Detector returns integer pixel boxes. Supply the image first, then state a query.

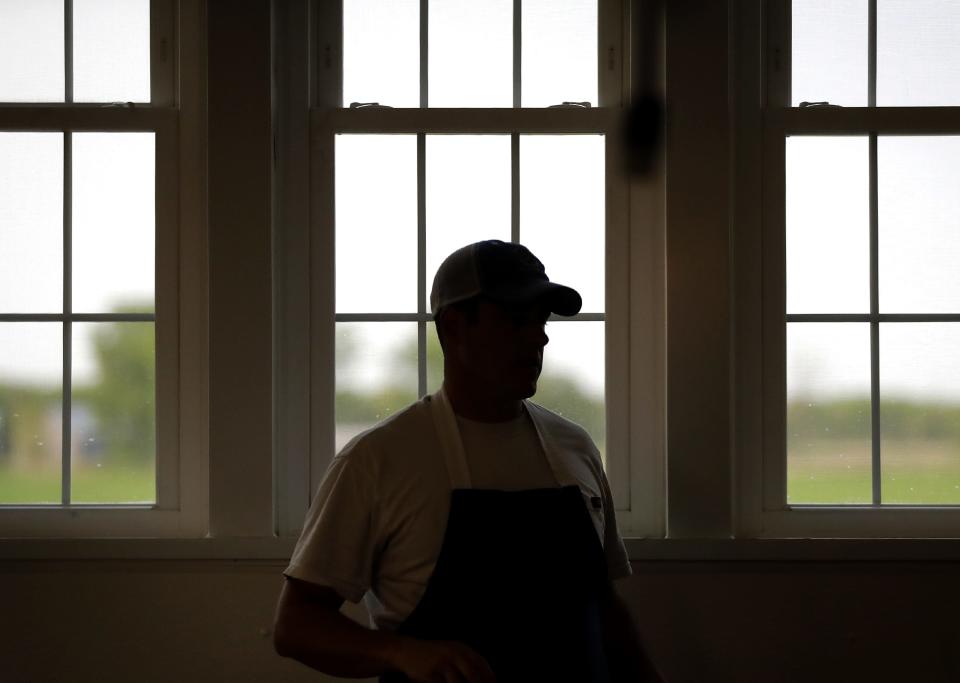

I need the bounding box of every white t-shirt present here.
[284,389,631,631]
[455,410,558,490]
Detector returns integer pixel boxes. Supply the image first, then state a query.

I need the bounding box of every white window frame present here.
[0,0,208,538]
[736,0,960,539]
[274,0,666,540]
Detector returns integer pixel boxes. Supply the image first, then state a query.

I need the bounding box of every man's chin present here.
[496,372,539,401]
[517,381,538,400]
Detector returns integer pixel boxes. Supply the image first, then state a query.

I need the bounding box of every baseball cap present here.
[430,240,582,318]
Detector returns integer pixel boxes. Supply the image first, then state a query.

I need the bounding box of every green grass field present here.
[2,440,957,507]
[788,438,960,505]
[0,464,156,504]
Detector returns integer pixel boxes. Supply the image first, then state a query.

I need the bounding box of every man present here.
[274,240,663,682]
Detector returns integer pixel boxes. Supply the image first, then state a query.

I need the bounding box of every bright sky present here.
[789,0,960,402]
[1,0,959,406]
[0,0,151,386]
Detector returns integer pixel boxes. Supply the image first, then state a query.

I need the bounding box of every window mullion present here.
[509,0,527,249]
[513,0,521,108]
[418,133,427,398]
[62,131,72,505]
[65,0,73,103]
[420,0,428,108]
[511,133,520,243]
[869,132,880,505]
[868,0,877,108]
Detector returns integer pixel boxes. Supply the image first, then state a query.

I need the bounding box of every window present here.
[744,0,960,537]
[274,0,665,538]
[0,0,206,537]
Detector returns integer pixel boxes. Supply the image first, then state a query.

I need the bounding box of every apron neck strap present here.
[431,387,578,490]
[431,387,473,490]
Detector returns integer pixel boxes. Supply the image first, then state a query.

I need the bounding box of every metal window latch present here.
[799,101,842,108]
[547,101,592,108]
[349,102,394,109]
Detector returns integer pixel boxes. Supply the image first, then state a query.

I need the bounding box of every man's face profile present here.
[446,297,551,402]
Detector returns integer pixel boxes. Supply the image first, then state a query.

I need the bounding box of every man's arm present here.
[273,576,495,682]
[599,579,667,683]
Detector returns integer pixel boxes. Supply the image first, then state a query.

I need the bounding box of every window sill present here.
[2,536,959,563]
[0,536,297,561]
[625,538,960,562]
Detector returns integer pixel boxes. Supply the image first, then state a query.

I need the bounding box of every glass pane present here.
[343,0,419,107]
[878,0,960,106]
[72,133,155,314]
[880,323,960,504]
[73,0,150,103]
[787,323,872,504]
[786,136,869,314]
[336,322,417,453]
[879,136,960,313]
[426,135,511,310]
[520,135,604,312]
[429,0,511,107]
[521,0,597,107]
[72,322,155,504]
[0,133,63,313]
[792,0,867,106]
[0,0,64,102]
[535,321,605,461]
[336,135,417,313]
[0,323,62,504]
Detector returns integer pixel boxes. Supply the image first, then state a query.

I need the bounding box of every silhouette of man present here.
[274,240,663,682]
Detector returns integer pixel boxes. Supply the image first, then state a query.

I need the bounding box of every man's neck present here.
[442,379,523,423]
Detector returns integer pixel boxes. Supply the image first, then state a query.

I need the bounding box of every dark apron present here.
[381,485,611,683]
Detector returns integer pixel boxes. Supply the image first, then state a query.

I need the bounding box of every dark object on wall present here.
[623,0,664,177]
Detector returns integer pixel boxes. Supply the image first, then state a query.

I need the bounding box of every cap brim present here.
[486,281,582,316]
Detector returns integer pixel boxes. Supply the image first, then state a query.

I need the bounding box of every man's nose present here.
[534,326,549,348]
[519,325,548,351]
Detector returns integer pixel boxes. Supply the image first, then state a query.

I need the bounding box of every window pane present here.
[71,322,155,504]
[879,136,960,313]
[787,136,869,314]
[0,323,62,504]
[792,0,867,106]
[336,135,417,313]
[787,323,872,504]
[535,321,605,461]
[521,0,597,107]
[426,135,511,310]
[0,133,63,313]
[429,0,511,107]
[335,322,417,453]
[73,0,150,103]
[880,323,960,504]
[72,133,155,314]
[520,135,605,312]
[0,0,64,102]
[343,0,419,108]
[878,0,960,106]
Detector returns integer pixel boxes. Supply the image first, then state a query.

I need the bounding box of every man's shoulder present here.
[336,395,439,465]
[525,399,596,445]
[525,399,605,479]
